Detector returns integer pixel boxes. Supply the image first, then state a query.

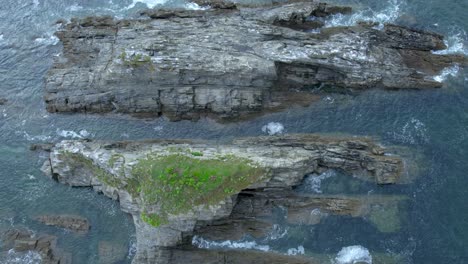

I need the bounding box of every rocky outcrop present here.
[44,0,465,121]
[35,215,90,233]
[1,229,71,264]
[42,134,408,263]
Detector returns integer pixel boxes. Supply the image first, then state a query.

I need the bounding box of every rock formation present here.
[44,0,465,121]
[42,134,408,263]
[1,229,71,264]
[35,215,90,233]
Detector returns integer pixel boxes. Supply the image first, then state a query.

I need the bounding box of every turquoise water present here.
[0,0,467,263]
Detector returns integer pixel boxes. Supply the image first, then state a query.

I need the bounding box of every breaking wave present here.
[262,122,284,135]
[192,236,270,251]
[33,35,59,46]
[126,0,169,9]
[433,28,467,55]
[433,64,461,82]
[126,0,206,10]
[334,245,372,264]
[325,0,403,29]
[287,245,305,256]
[0,250,42,264]
[57,129,92,139]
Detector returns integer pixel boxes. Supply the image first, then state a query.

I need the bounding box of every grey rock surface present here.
[1,229,72,264]
[44,1,465,121]
[42,134,407,263]
[35,214,90,233]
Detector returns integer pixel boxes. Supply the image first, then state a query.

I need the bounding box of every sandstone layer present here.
[42,134,407,263]
[44,0,465,121]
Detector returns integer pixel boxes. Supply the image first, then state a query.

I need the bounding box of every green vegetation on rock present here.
[130,154,266,226]
[61,150,267,227]
[140,212,167,227]
[118,51,154,70]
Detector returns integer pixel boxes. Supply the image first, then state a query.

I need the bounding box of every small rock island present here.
[44,0,464,121]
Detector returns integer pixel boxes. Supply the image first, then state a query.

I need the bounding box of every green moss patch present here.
[119,51,154,70]
[130,154,266,226]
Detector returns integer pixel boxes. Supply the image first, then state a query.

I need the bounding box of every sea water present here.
[0,0,467,263]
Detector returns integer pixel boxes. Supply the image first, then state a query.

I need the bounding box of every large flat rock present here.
[44,1,465,121]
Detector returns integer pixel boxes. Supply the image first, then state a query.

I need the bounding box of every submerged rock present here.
[98,240,128,264]
[41,134,407,263]
[1,229,71,264]
[35,214,90,233]
[44,0,465,121]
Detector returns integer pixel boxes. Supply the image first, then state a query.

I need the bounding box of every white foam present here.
[127,240,137,259]
[287,245,305,256]
[192,236,270,252]
[433,29,467,55]
[21,131,52,142]
[262,122,284,135]
[433,64,460,82]
[335,245,372,264]
[325,0,402,29]
[126,0,207,10]
[66,4,84,12]
[302,170,335,193]
[264,224,288,241]
[34,35,59,46]
[57,129,92,139]
[126,0,169,9]
[185,2,208,10]
[390,118,428,145]
[0,250,42,264]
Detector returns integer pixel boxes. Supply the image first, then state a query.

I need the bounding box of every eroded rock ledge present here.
[42,134,407,263]
[44,0,465,121]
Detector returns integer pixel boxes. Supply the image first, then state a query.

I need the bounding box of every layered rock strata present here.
[44,1,465,120]
[1,229,71,264]
[35,215,90,233]
[42,134,406,263]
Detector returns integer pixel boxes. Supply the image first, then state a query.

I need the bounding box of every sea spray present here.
[192,236,270,252]
[287,245,305,256]
[0,250,42,264]
[433,28,467,55]
[335,245,372,264]
[433,65,461,82]
[262,122,285,135]
[325,0,403,29]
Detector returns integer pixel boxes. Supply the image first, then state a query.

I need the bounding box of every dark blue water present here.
[0,0,467,263]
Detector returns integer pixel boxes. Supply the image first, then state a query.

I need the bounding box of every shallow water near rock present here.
[0,0,467,263]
